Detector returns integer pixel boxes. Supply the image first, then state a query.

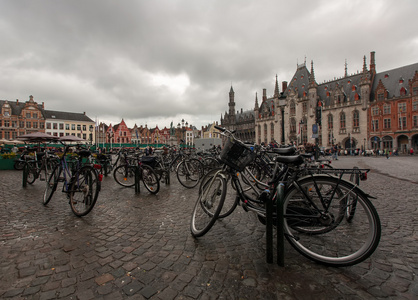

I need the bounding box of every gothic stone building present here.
[254,51,418,152]
[221,86,255,143]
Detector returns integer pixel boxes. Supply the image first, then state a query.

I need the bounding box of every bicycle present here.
[190,126,381,267]
[113,155,160,194]
[43,140,102,217]
[25,149,59,185]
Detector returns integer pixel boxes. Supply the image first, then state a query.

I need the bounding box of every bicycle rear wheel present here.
[190,172,227,237]
[177,159,204,188]
[43,165,60,205]
[69,166,100,217]
[141,165,160,194]
[113,165,136,187]
[283,175,381,267]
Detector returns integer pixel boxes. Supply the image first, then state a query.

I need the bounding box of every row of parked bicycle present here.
[16,129,381,267]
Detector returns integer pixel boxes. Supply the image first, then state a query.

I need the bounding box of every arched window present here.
[328,114,333,130]
[353,110,359,128]
[290,101,296,116]
[340,112,346,129]
[290,118,296,134]
[270,123,274,142]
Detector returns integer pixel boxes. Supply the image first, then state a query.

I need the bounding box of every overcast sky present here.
[1,0,417,130]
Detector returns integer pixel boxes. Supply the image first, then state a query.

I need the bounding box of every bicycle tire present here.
[283,175,381,267]
[199,169,238,218]
[141,165,160,194]
[69,166,100,217]
[113,165,136,187]
[190,173,227,237]
[43,164,61,205]
[26,163,37,184]
[14,160,26,170]
[346,167,360,222]
[177,159,204,189]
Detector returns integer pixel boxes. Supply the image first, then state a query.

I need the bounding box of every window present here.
[340,113,346,129]
[398,102,406,113]
[59,123,64,130]
[383,104,391,115]
[53,123,57,130]
[383,119,391,129]
[413,86,418,96]
[83,125,86,131]
[46,123,51,129]
[26,113,31,118]
[26,122,31,128]
[413,116,418,128]
[66,124,70,130]
[377,93,384,101]
[33,113,38,119]
[40,123,44,129]
[353,111,359,128]
[413,101,418,111]
[33,122,38,129]
[398,116,407,129]
[270,123,274,142]
[328,114,333,130]
[302,102,307,114]
[3,111,10,117]
[372,107,380,116]
[4,120,10,127]
[290,101,296,116]
[77,125,81,131]
[20,121,24,128]
[264,124,268,144]
[372,120,379,131]
[12,121,17,128]
[290,118,296,134]
[72,124,75,130]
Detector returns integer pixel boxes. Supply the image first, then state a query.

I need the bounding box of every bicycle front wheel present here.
[177,159,204,189]
[69,166,100,217]
[190,172,227,237]
[113,165,136,187]
[43,165,60,205]
[26,163,37,184]
[283,175,381,267]
[141,165,160,194]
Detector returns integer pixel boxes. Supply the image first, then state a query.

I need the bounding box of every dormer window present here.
[400,87,407,97]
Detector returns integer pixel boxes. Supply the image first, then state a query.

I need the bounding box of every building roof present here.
[43,110,94,122]
[371,62,418,100]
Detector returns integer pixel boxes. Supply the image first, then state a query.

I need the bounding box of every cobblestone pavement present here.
[0,156,417,300]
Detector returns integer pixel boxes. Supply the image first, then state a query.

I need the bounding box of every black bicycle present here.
[190,126,381,267]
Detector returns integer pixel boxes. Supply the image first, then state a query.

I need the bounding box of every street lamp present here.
[89,125,93,145]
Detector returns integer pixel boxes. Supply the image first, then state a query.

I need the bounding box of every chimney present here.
[263,88,267,102]
[282,81,288,92]
[42,102,44,109]
[370,51,376,73]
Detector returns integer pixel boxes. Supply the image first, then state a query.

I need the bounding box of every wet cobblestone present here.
[0,155,417,299]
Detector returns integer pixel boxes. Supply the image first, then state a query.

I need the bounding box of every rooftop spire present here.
[254,92,259,110]
[274,74,279,97]
[344,59,348,77]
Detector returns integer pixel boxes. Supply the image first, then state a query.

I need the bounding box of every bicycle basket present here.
[219,137,255,171]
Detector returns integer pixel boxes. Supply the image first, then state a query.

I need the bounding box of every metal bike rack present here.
[266,182,285,266]
[135,166,140,194]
